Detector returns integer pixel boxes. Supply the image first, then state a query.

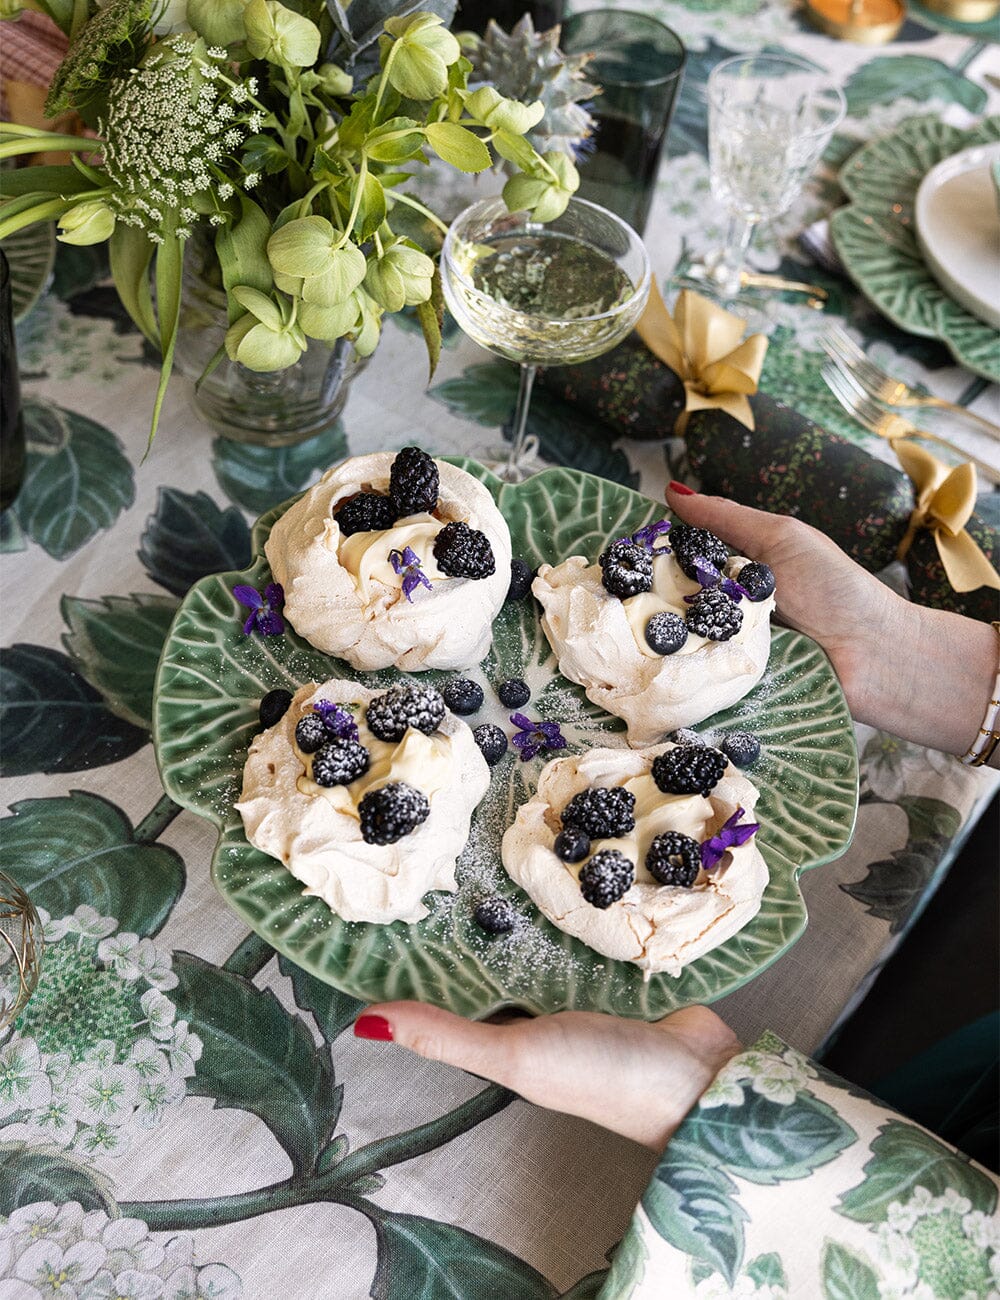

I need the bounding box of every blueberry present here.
[506,558,534,602]
[497,678,530,708]
[644,611,688,655]
[474,897,517,934]
[721,730,761,768]
[442,678,484,716]
[294,713,328,753]
[473,723,508,766]
[737,561,775,602]
[259,688,293,728]
[554,826,590,863]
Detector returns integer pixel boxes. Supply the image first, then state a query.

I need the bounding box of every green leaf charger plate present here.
[154,461,859,1020]
[830,114,1000,382]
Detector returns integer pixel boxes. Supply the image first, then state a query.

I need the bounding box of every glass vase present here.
[173,234,368,447]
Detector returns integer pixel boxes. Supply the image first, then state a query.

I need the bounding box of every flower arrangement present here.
[0,0,583,442]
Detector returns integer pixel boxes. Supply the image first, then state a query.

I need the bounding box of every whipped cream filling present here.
[237,678,490,924]
[501,745,769,978]
[533,548,775,743]
[265,453,513,672]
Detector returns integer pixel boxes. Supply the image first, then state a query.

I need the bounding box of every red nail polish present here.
[668,480,696,496]
[354,1014,393,1041]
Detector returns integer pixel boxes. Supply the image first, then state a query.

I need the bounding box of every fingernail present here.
[668,480,696,496]
[354,1014,393,1041]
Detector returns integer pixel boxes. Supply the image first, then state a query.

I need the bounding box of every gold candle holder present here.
[0,872,43,1031]
[805,0,907,42]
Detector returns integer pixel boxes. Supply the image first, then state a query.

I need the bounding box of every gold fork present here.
[822,326,1000,440]
[822,363,1000,486]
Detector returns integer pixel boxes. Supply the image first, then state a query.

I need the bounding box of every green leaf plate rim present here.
[153,459,859,1021]
[829,113,1000,381]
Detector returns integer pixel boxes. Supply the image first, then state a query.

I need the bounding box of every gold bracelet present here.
[960,621,1000,767]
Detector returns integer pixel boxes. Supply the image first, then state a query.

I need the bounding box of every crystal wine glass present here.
[700,53,846,299]
[440,195,651,482]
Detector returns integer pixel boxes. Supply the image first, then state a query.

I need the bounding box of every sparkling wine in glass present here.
[441,195,651,482]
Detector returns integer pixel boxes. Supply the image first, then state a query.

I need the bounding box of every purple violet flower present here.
[631,519,673,554]
[390,546,432,602]
[700,808,759,871]
[313,700,359,741]
[683,556,750,605]
[234,582,285,636]
[509,712,567,762]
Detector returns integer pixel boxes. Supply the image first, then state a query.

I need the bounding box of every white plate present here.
[914,140,1000,332]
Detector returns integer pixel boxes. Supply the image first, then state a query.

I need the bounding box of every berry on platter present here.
[506,558,534,602]
[561,786,636,839]
[497,678,530,709]
[474,897,517,934]
[366,682,445,742]
[442,678,484,716]
[721,730,761,768]
[669,524,728,581]
[686,588,743,641]
[646,831,701,887]
[598,538,653,599]
[473,723,508,766]
[294,713,329,753]
[652,745,727,798]
[554,826,591,863]
[433,521,496,579]
[644,610,688,655]
[311,738,370,787]
[389,446,439,516]
[334,492,398,537]
[259,688,293,728]
[579,849,635,909]
[358,782,430,845]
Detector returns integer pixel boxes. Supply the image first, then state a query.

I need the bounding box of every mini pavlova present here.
[265,448,512,671]
[501,741,768,978]
[532,519,776,744]
[237,677,490,924]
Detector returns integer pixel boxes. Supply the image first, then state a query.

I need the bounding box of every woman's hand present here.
[665,484,997,757]
[354,1002,741,1152]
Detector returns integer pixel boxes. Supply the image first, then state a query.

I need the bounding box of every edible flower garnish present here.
[509,712,567,762]
[313,700,359,742]
[390,546,432,602]
[700,808,759,871]
[630,519,673,554]
[683,556,750,604]
[233,582,285,636]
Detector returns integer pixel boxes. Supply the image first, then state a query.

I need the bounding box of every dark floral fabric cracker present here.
[906,517,1000,623]
[684,396,914,573]
[540,334,686,442]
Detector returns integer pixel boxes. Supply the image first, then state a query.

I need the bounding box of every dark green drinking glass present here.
[561,9,686,236]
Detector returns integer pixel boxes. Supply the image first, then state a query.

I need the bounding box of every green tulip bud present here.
[362,242,434,314]
[462,87,544,136]
[380,12,460,101]
[243,0,321,67]
[316,62,353,97]
[57,199,116,246]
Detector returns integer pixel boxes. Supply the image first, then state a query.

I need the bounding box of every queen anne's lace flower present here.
[873,1187,996,1298]
[1,1204,242,1298]
[6,906,200,1158]
[100,38,259,237]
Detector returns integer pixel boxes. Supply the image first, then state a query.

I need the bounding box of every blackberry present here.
[686,588,743,641]
[433,521,496,579]
[667,728,705,748]
[646,832,701,887]
[259,688,293,729]
[294,713,329,753]
[737,561,776,602]
[442,677,484,716]
[334,492,397,537]
[311,738,370,787]
[579,849,634,909]
[497,677,530,709]
[554,826,590,863]
[474,897,517,934]
[389,446,439,515]
[473,723,508,766]
[358,781,430,844]
[506,558,534,602]
[721,730,761,768]
[598,539,653,600]
[644,610,688,656]
[365,682,446,742]
[670,524,729,580]
[652,745,727,798]
[561,786,636,839]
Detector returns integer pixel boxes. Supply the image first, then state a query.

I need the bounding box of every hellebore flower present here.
[509,712,566,762]
[234,582,285,635]
[701,808,759,871]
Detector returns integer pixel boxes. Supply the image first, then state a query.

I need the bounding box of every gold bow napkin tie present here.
[895,442,1000,593]
[635,281,768,437]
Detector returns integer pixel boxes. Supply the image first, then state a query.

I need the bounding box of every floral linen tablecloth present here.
[2,1,999,1296]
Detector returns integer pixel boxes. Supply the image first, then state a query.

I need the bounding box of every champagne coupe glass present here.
[441,195,651,482]
[702,53,846,298]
